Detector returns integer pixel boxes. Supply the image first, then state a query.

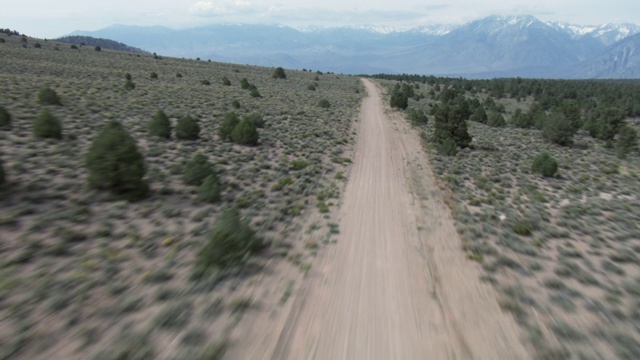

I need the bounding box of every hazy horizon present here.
[2,0,640,39]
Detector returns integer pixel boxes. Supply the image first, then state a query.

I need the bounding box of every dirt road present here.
[268,79,529,359]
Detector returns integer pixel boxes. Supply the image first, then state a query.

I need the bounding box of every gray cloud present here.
[189,0,257,17]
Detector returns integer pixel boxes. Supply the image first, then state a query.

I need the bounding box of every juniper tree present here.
[148,110,171,138]
[86,121,148,199]
[33,109,62,139]
[175,115,200,140]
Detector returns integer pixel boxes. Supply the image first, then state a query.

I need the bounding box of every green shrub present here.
[148,110,171,138]
[231,118,259,146]
[272,67,287,79]
[390,91,408,109]
[616,124,638,159]
[232,100,241,109]
[513,218,537,236]
[594,107,624,141]
[197,175,221,203]
[249,88,261,98]
[532,152,559,178]
[94,45,101,51]
[222,76,231,86]
[0,106,11,130]
[240,78,250,89]
[175,115,200,140]
[407,108,428,126]
[290,159,310,171]
[433,104,472,152]
[307,84,316,91]
[244,112,265,128]
[33,109,62,138]
[37,87,62,105]
[200,80,210,86]
[124,80,135,90]
[487,112,506,127]
[86,121,148,199]
[193,208,262,276]
[150,72,158,79]
[438,137,458,156]
[318,99,331,108]
[176,72,182,78]
[183,153,213,186]
[125,73,132,81]
[218,112,239,141]
[512,108,534,128]
[542,111,576,146]
[470,106,488,124]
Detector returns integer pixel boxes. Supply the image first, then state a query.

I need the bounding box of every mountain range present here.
[68,15,640,79]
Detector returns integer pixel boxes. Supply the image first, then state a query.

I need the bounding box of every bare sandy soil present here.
[232,79,531,359]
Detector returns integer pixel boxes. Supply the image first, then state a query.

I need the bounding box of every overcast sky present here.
[3,0,640,38]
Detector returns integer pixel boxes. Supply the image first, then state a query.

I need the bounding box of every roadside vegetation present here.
[0,32,363,359]
[377,73,640,359]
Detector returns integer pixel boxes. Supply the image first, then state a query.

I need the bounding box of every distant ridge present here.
[56,35,148,54]
[70,15,640,78]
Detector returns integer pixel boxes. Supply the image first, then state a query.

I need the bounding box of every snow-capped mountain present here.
[549,22,640,45]
[69,15,640,78]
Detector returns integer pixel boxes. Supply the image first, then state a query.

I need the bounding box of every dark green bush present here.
[232,100,241,109]
[307,84,316,91]
[249,87,261,98]
[176,72,182,78]
[616,124,638,159]
[438,137,458,156]
[244,112,265,128]
[390,91,408,109]
[532,152,559,178]
[193,208,262,277]
[148,110,171,138]
[433,104,472,153]
[231,118,259,146]
[512,108,534,128]
[272,67,286,79]
[33,109,62,138]
[94,45,101,51]
[218,112,239,141]
[200,80,210,86]
[222,76,231,86]
[318,99,331,108]
[150,72,158,79]
[37,87,62,105]
[240,78,250,89]
[86,121,148,199]
[487,112,506,127]
[197,175,221,203]
[470,106,488,124]
[183,153,214,186]
[407,108,428,126]
[125,73,132,81]
[175,115,200,140]
[542,111,576,146]
[0,106,11,130]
